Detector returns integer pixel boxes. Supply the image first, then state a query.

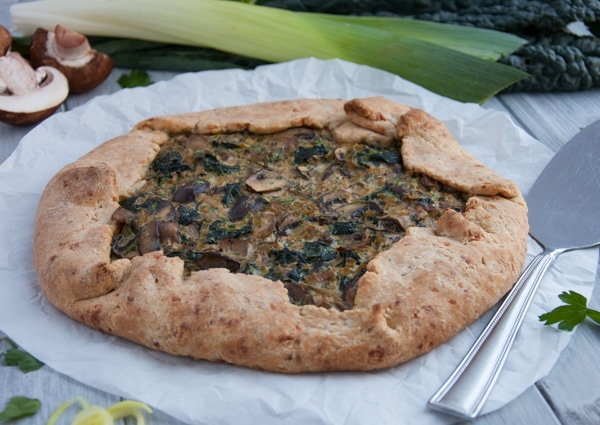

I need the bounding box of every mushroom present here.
[111,228,138,259]
[29,24,114,94]
[379,214,414,232]
[245,169,287,193]
[138,220,161,255]
[276,214,301,236]
[252,211,276,240]
[111,207,136,224]
[158,221,181,245]
[0,25,11,56]
[0,52,68,126]
[172,179,210,203]
[333,146,348,161]
[335,202,369,219]
[322,190,351,206]
[228,194,266,222]
[150,199,176,221]
[340,272,363,309]
[284,282,315,306]
[190,251,241,273]
[219,237,250,257]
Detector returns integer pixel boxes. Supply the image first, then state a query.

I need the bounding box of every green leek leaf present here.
[318,15,526,61]
[10,0,528,103]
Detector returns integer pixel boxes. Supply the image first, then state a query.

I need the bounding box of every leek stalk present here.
[10,0,528,103]
[318,15,526,61]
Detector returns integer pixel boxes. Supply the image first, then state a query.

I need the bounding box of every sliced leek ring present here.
[46,397,153,425]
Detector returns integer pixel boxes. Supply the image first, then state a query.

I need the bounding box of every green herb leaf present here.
[539,291,600,331]
[3,348,44,373]
[588,309,600,325]
[0,396,41,421]
[11,0,528,103]
[0,338,44,373]
[117,70,154,88]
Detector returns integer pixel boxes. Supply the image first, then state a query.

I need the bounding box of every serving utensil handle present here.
[428,250,558,419]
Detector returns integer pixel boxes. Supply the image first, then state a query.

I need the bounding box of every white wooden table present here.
[1,2,599,424]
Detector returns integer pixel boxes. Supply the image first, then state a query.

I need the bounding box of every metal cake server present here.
[428,119,600,419]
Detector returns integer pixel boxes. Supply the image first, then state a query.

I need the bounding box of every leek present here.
[46,397,152,425]
[318,15,525,61]
[10,0,528,103]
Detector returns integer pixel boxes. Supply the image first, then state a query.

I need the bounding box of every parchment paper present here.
[0,58,597,425]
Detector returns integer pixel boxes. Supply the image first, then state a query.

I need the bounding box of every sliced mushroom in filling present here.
[110,128,468,310]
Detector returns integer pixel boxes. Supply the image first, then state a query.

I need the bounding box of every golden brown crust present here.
[33,97,529,372]
[398,108,520,197]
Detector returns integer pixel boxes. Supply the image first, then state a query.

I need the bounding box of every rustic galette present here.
[33,97,528,372]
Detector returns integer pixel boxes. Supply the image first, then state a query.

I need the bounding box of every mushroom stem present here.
[48,25,94,66]
[0,52,38,96]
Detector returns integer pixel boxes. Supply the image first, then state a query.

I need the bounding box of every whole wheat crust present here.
[33,97,529,373]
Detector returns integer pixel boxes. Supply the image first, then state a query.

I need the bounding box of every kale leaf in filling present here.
[110,128,468,310]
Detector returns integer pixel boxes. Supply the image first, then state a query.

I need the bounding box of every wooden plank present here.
[536,271,600,425]
[459,386,561,425]
[1,331,121,424]
[0,0,49,162]
[497,89,600,152]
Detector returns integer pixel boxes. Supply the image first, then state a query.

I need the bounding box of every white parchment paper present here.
[0,58,597,424]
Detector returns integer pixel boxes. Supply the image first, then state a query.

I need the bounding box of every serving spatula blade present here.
[527,122,600,250]
[428,119,600,419]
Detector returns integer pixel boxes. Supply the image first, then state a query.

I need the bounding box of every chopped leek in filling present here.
[111,128,467,310]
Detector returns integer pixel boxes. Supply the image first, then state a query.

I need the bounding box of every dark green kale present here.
[259,0,600,93]
[256,0,423,15]
[151,151,188,175]
[354,147,401,167]
[260,0,600,33]
[200,153,240,175]
[331,221,359,235]
[303,241,337,263]
[293,145,329,164]
[501,33,600,92]
[414,0,600,34]
[222,183,242,206]
[269,248,306,265]
[206,220,252,244]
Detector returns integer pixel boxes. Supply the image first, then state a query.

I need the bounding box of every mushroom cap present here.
[0,25,11,56]
[245,169,287,193]
[0,66,68,126]
[29,26,114,94]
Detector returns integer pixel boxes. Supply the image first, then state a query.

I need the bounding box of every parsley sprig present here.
[0,338,44,373]
[0,397,41,421]
[0,339,44,421]
[539,291,600,331]
[117,69,154,88]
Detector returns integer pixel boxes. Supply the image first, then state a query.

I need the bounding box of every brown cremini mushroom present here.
[0,25,11,56]
[0,52,69,126]
[29,24,114,94]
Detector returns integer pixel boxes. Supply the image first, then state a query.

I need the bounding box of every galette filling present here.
[110,127,468,310]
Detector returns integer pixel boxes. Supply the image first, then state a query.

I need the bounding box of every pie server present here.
[428,119,600,419]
